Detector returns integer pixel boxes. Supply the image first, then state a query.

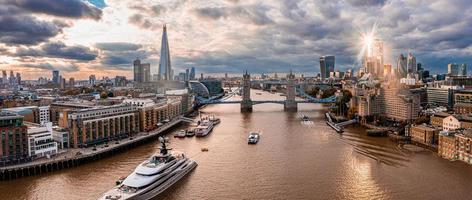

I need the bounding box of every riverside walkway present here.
[0,117,186,180]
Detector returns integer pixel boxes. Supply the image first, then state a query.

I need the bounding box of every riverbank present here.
[0,116,185,181]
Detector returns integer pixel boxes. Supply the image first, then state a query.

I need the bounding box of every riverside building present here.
[0,112,29,163]
[68,105,140,148]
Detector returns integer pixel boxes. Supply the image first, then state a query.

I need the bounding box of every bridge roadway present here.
[198,99,334,105]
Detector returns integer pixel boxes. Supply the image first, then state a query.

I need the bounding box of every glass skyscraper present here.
[158,25,172,81]
[319,55,335,81]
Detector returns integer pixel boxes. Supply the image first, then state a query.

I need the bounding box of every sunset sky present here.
[1,0,471,80]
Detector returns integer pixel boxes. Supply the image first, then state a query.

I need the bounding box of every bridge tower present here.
[241,70,253,112]
[284,70,298,111]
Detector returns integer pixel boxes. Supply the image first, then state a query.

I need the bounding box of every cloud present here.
[193,5,274,25]
[7,0,102,20]
[21,62,80,72]
[0,12,68,45]
[95,42,142,51]
[16,42,98,61]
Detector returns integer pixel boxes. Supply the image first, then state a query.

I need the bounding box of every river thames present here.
[1,90,472,200]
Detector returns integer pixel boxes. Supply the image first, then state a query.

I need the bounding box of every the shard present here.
[158,24,172,80]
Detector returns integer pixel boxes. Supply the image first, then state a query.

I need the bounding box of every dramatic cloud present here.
[0,8,68,45]
[95,42,142,51]
[6,0,102,20]
[2,0,472,79]
[16,42,98,61]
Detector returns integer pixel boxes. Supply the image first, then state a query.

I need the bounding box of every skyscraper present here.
[363,39,384,77]
[185,69,190,81]
[460,64,467,76]
[319,55,335,81]
[397,54,407,78]
[133,58,151,83]
[16,73,21,85]
[2,71,7,84]
[133,58,142,82]
[52,70,59,84]
[448,63,459,76]
[158,24,172,81]
[407,53,416,74]
[189,67,196,80]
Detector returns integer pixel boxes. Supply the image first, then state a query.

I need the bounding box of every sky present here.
[1,0,472,80]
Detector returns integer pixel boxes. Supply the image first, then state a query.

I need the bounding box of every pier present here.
[325,113,357,133]
[0,117,186,181]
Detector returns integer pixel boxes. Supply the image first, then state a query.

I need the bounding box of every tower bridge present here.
[195,71,338,112]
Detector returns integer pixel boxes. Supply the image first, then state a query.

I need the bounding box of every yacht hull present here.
[128,160,197,200]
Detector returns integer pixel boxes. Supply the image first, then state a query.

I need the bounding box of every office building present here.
[200,79,223,97]
[410,124,439,146]
[426,87,454,107]
[68,104,140,148]
[158,25,172,81]
[319,55,335,81]
[69,78,75,88]
[0,112,29,163]
[397,54,407,78]
[38,106,50,125]
[133,58,151,83]
[115,76,127,87]
[460,64,467,76]
[52,70,60,84]
[189,67,196,80]
[26,122,57,159]
[407,53,416,74]
[89,75,96,86]
[448,63,460,76]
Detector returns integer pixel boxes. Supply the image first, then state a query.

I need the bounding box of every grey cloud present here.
[346,0,387,7]
[6,0,102,20]
[22,63,80,72]
[17,42,98,61]
[95,42,142,51]
[0,13,67,45]
[193,5,274,25]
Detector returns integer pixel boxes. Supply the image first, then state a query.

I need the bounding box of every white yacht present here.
[209,115,221,125]
[248,132,260,144]
[99,137,197,200]
[195,120,214,137]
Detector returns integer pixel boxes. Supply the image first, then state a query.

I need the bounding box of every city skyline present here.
[1,0,472,80]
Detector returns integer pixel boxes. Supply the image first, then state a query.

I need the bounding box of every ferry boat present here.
[185,129,195,137]
[248,132,260,144]
[174,130,186,138]
[99,137,197,200]
[195,120,214,137]
[209,115,221,125]
[301,115,310,121]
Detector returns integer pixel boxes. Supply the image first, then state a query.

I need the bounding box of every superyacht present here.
[99,137,197,200]
[195,119,215,137]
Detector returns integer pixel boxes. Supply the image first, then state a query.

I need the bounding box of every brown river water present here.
[1,90,472,200]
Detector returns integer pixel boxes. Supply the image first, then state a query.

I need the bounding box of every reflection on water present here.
[1,90,472,200]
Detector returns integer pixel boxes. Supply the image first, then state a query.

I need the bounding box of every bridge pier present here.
[284,71,297,112]
[241,100,253,112]
[241,70,253,112]
[284,101,298,112]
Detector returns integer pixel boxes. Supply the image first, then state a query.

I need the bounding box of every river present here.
[1,90,472,200]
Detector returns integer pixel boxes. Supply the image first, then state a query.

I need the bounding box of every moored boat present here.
[99,137,197,200]
[248,132,260,144]
[195,120,214,137]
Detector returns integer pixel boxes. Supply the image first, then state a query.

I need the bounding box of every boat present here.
[248,132,260,144]
[301,115,310,121]
[366,129,388,137]
[201,147,209,152]
[174,130,186,138]
[195,120,215,137]
[209,115,221,125]
[185,129,195,137]
[99,137,197,200]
